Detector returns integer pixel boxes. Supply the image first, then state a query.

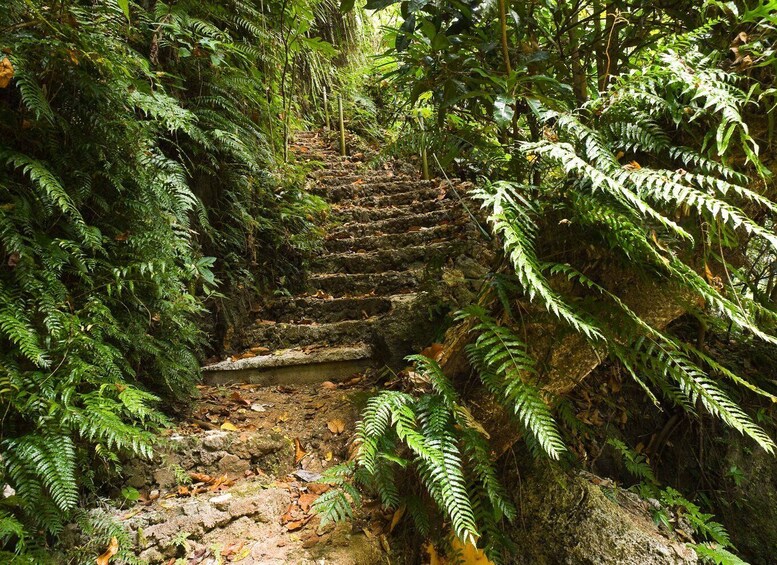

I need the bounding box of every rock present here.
[227,487,290,522]
[144,514,205,544]
[201,430,231,451]
[217,453,250,475]
[294,470,322,482]
[210,493,233,510]
[151,466,176,489]
[506,460,698,564]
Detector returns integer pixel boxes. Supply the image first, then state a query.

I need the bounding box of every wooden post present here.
[323,87,330,130]
[338,95,346,157]
[420,119,430,180]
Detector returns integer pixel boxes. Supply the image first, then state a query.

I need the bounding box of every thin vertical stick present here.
[420,119,430,180]
[338,95,346,157]
[323,87,330,130]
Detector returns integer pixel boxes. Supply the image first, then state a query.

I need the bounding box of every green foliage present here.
[0,0,345,555]
[314,355,516,561]
[347,0,777,557]
[458,305,567,459]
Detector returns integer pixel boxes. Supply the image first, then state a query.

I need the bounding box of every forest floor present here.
[96,374,392,564]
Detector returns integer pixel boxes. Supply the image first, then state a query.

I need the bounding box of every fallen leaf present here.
[221,421,238,432]
[420,343,445,361]
[389,505,406,533]
[321,381,338,390]
[177,485,190,496]
[451,536,494,564]
[294,438,307,464]
[189,472,214,484]
[221,540,245,558]
[325,451,333,461]
[229,391,250,406]
[307,483,329,495]
[96,536,119,565]
[277,412,289,423]
[327,419,346,435]
[298,493,318,512]
[0,57,14,89]
[286,520,305,531]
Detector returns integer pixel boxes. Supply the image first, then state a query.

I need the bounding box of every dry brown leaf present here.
[298,492,318,512]
[221,540,245,558]
[286,519,305,531]
[189,472,214,484]
[229,391,250,406]
[96,536,119,565]
[294,438,307,464]
[177,485,190,496]
[221,421,238,432]
[0,58,14,89]
[307,483,329,495]
[327,419,346,435]
[420,343,445,362]
[389,505,406,533]
[321,381,338,390]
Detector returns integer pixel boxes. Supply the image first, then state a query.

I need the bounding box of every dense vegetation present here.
[2,0,777,562]
[315,1,777,562]
[0,0,363,558]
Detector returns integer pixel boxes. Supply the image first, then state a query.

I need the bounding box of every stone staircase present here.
[202,131,485,386]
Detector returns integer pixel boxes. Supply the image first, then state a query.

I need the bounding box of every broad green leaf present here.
[493,95,515,127]
[117,0,130,21]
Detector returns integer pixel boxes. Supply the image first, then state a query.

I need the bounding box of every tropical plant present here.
[0,0,359,556]
[326,0,777,560]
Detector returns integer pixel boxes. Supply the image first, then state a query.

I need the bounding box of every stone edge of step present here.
[202,343,373,372]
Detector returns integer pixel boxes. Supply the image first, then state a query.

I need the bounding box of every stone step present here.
[243,318,380,351]
[324,224,461,253]
[309,171,415,187]
[264,295,395,323]
[344,187,447,209]
[330,207,460,236]
[311,241,463,274]
[307,269,423,297]
[310,179,440,202]
[330,201,455,224]
[201,343,374,386]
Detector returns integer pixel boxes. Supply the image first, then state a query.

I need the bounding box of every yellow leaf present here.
[327,419,346,434]
[389,505,405,533]
[325,451,333,461]
[451,537,494,565]
[294,438,307,464]
[0,57,14,89]
[426,543,441,565]
[96,536,119,565]
[220,421,238,431]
